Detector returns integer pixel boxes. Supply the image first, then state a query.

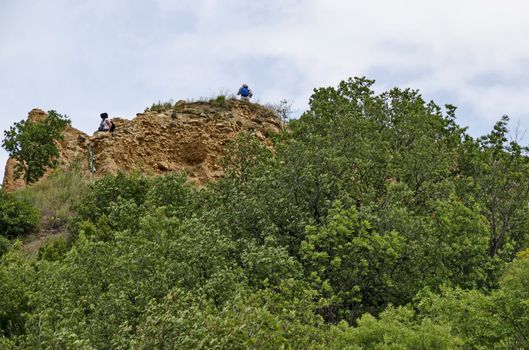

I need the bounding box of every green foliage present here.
[37,235,68,262]
[144,100,174,112]
[210,94,228,107]
[71,172,198,238]
[200,282,320,348]
[131,283,328,350]
[426,198,497,289]
[343,306,461,349]
[2,110,70,184]
[459,115,529,262]
[72,172,151,233]
[416,287,503,349]
[143,172,195,219]
[3,77,529,347]
[416,257,529,349]
[0,236,10,257]
[0,245,35,338]
[21,215,239,348]
[494,257,529,347]
[16,167,90,231]
[301,203,405,323]
[200,133,282,247]
[241,238,303,288]
[0,192,39,239]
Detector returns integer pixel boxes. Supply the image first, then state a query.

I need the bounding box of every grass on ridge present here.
[15,167,91,233]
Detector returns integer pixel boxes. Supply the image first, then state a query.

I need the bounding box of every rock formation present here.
[2,100,282,191]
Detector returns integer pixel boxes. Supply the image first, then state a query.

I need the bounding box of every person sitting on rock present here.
[98,113,115,132]
[237,84,253,101]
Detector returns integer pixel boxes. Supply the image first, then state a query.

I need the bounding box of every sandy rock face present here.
[2,158,26,192]
[2,101,282,191]
[27,108,47,123]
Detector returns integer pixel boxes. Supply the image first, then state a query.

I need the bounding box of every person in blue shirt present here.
[237,84,253,101]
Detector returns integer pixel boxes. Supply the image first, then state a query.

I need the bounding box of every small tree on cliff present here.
[2,110,70,184]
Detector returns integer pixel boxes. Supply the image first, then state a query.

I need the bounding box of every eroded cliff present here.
[2,100,282,191]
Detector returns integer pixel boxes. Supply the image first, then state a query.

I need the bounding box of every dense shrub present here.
[143,172,196,219]
[72,172,150,233]
[37,236,68,262]
[0,236,10,257]
[0,192,39,239]
[0,246,34,338]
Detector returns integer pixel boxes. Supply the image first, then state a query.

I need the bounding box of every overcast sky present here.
[2,0,529,182]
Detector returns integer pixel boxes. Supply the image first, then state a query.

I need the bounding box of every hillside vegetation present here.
[2,77,529,349]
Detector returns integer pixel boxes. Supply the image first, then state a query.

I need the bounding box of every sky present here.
[2,0,529,182]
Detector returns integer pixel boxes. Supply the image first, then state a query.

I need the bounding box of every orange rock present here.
[2,100,281,191]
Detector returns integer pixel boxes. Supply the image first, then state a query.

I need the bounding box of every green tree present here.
[0,245,35,338]
[72,172,151,234]
[494,254,529,347]
[2,110,70,184]
[301,203,405,323]
[461,116,529,261]
[416,255,529,349]
[131,282,328,350]
[332,306,461,349]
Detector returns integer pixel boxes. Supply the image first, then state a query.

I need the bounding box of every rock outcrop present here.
[2,100,282,191]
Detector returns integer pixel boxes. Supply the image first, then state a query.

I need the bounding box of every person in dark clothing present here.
[98,113,114,132]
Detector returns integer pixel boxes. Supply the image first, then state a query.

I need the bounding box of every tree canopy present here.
[2,110,70,184]
[2,78,529,349]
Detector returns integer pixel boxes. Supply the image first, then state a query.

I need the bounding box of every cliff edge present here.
[2,100,282,191]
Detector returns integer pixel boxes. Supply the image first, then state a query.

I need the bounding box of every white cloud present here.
[2,0,529,181]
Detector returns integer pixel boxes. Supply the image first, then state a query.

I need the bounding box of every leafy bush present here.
[73,172,150,232]
[0,236,11,257]
[0,246,35,338]
[337,306,461,349]
[21,215,240,348]
[143,172,196,219]
[210,94,228,108]
[415,257,529,349]
[301,204,406,323]
[0,192,39,239]
[37,235,68,262]
[241,238,303,288]
[131,284,328,350]
[144,100,174,112]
